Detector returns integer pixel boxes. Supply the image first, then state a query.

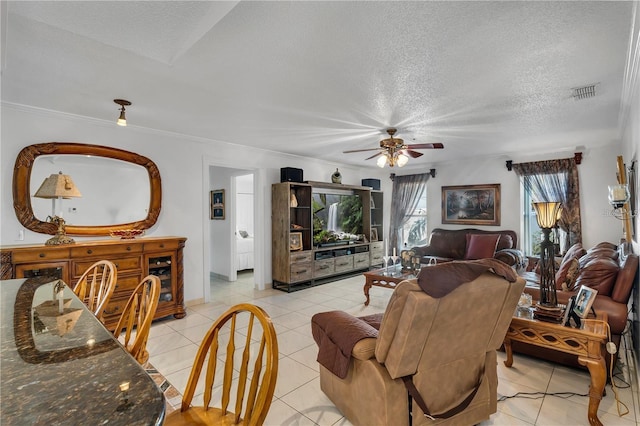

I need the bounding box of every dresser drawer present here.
[334,256,354,273]
[73,256,141,277]
[113,275,143,294]
[12,247,71,263]
[371,251,384,265]
[313,258,335,278]
[290,251,312,264]
[290,262,312,282]
[354,252,370,269]
[370,241,384,251]
[71,244,142,258]
[101,297,129,325]
[144,240,181,252]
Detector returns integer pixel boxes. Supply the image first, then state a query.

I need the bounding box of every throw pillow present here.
[555,243,586,284]
[559,258,580,291]
[238,230,249,238]
[464,234,500,260]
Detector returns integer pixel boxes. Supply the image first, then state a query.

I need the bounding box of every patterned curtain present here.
[389,173,430,252]
[512,158,582,247]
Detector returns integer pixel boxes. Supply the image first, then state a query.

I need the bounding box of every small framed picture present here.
[210,189,225,220]
[573,285,598,318]
[370,228,378,242]
[289,232,303,251]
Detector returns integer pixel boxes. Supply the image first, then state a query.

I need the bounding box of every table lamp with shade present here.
[532,201,562,310]
[33,171,81,245]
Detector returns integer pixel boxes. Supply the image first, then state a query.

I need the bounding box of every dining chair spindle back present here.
[165,303,279,426]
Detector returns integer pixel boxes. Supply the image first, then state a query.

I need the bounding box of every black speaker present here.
[280,167,303,183]
[361,178,380,190]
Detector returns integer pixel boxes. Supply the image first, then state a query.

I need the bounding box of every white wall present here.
[0,103,390,303]
[236,174,254,236]
[209,166,234,280]
[619,1,639,382]
[1,103,625,303]
[425,146,622,250]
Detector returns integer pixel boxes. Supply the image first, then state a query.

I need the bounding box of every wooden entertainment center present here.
[272,181,383,292]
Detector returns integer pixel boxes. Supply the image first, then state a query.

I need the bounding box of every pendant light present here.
[114,99,131,126]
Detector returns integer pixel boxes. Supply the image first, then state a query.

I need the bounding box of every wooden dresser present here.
[0,236,187,330]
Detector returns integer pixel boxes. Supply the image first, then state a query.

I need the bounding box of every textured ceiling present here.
[1,1,634,169]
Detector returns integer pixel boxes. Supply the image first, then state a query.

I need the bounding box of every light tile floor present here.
[148,271,640,425]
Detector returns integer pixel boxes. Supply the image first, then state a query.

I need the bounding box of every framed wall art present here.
[442,184,500,226]
[210,189,225,220]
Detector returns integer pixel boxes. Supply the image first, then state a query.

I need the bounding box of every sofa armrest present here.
[494,248,526,271]
[352,338,377,360]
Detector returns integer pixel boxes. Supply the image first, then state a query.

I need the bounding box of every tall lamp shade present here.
[532,201,562,309]
[533,202,561,229]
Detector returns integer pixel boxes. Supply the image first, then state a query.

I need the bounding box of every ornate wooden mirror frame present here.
[13,142,162,236]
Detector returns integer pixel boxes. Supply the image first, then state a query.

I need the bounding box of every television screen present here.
[312,192,363,244]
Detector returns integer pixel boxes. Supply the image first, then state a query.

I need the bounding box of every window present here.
[522,188,542,256]
[401,188,427,248]
[521,175,567,256]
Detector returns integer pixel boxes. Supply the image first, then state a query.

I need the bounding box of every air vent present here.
[571,84,597,100]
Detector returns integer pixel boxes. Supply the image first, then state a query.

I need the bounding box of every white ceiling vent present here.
[571,84,598,100]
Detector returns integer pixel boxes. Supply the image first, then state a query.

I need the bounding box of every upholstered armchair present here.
[312,260,525,425]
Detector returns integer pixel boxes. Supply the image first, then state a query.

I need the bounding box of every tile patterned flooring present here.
[148,271,640,425]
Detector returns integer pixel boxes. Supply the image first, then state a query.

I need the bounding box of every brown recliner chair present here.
[312,260,525,425]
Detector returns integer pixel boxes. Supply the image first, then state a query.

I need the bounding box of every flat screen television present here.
[312,191,363,245]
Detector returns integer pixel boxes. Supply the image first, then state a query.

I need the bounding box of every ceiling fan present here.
[343,128,444,168]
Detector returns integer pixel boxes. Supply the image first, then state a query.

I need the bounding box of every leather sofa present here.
[312,259,525,425]
[519,242,638,367]
[407,228,525,269]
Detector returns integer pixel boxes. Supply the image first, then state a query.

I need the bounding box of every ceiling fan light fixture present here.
[114,99,131,126]
[342,127,444,168]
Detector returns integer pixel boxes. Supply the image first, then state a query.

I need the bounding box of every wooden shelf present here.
[272,182,384,292]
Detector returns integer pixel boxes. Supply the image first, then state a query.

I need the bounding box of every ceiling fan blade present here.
[365,152,384,160]
[343,148,383,153]
[402,149,424,158]
[405,143,444,149]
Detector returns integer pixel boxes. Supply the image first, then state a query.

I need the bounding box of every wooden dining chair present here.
[165,303,279,426]
[73,260,117,322]
[112,275,160,364]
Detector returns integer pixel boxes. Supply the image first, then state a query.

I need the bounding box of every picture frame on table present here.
[289,232,303,251]
[210,189,225,220]
[370,228,378,242]
[573,285,598,319]
[441,183,500,226]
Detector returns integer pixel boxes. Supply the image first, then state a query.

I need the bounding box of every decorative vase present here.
[331,168,342,184]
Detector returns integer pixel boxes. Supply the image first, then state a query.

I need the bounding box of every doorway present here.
[205,163,264,303]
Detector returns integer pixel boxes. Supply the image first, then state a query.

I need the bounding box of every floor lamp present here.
[533,202,562,309]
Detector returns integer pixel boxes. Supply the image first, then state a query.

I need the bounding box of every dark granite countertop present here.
[1,277,165,425]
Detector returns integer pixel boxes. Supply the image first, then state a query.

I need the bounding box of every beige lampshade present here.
[34,172,82,199]
[533,202,562,229]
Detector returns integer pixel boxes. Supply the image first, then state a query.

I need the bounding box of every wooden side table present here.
[504,309,608,426]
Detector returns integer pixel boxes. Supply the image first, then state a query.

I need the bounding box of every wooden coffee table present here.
[363,267,416,306]
[504,308,608,426]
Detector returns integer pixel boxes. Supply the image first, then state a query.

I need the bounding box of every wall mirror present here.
[13,142,161,236]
